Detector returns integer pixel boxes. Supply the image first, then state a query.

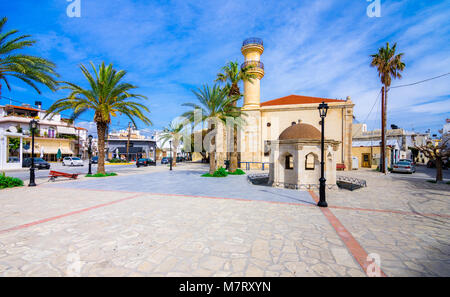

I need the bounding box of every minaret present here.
[241,38,264,110]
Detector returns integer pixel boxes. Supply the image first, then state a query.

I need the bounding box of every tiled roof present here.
[5,104,40,112]
[260,95,345,107]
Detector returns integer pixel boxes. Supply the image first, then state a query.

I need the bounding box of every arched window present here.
[305,153,315,170]
[285,154,294,170]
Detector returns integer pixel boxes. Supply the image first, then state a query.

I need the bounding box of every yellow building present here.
[352,142,396,169]
[236,38,354,170]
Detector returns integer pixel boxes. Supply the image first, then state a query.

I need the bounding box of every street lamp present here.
[28,119,38,187]
[169,140,172,171]
[88,135,93,175]
[318,101,329,207]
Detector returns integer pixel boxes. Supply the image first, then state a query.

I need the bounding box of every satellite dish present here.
[8,126,17,133]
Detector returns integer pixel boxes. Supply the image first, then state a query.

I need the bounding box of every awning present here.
[57,126,77,135]
[24,146,74,154]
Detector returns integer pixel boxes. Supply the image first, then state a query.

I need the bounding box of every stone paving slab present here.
[0,187,132,230]
[1,164,449,277]
[0,188,363,277]
[46,169,316,205]
[330,168,450,216]
[331,208,450,277]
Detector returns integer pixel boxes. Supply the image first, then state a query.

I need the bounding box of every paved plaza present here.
[0,163,449,277]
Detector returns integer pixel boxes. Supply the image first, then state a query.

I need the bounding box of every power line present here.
[353,89,382,136]
[389,72,450,89]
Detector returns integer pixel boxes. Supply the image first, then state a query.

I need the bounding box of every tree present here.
[215,61,254,172]
[415,138,449,182]
[159,121,185,167]
[189,129,208,162]
[370,42,405,173]
[45,62,151,174]
[0,17,58,96]
[8,137,20,153]
[182,84,236,174]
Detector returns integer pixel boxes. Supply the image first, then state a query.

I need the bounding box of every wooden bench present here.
[336,163,346,171]
[49,170,79,181]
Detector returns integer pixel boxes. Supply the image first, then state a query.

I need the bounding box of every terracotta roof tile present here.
[260,95,345,107]
[5,105,40,112]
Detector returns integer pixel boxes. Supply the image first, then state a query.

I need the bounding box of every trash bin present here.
[352,156,359,170]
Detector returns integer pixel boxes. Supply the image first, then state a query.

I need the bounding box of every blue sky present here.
[2,0,449,136]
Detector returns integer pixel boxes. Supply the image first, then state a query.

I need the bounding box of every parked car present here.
[62,157,84,166]
[176,156,185,162]
[91,156,98,164]
[399,159,415,165]
[161,157,170,164]
[392,161,416,174]
[136,158,150,167]
[427,159,449,169]
[22,158,50,169]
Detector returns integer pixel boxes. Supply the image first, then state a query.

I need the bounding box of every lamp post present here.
[88,135,93,175]
[318,102,329,207]
[28,119,38,187]
[169,140,172,171]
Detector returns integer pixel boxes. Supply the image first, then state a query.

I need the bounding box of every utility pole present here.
[126,122,132,162]
[381,86,386,174]
[77,129,80,157]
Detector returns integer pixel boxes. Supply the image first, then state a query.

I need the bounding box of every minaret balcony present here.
[241,61,265,78]
[242,38,263,47]
[241,38,264,55]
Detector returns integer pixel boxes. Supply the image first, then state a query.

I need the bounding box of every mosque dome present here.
[278,123,321,140]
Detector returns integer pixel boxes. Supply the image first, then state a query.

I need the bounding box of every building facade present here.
[106,128,156,161]
[352,124,430,167]
[0,103,88,169]
[235,38,354,170]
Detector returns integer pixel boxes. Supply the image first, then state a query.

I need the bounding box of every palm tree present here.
[45,62,151,174]
[215,61,255,172]
[182,84,236,174]
[159,121,185,167]
[370,42,405,172]
[0,17,58,96]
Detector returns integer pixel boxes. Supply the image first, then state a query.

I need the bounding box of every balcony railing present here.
[242,38,263,47]
[241,60,264,70]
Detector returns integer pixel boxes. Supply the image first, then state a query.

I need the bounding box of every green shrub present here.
[108,158,127,163]
[228,169,246,175]
[201,167,229,178]
[213,167,228,177]
[86,172,118,178]
[0,172,24,189]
